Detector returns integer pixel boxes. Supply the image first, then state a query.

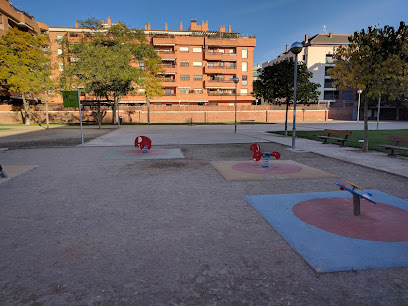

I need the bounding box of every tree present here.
[257,58,320,135]
[0,28,52,125]
[59,18,163,124]
[329,22,408,152]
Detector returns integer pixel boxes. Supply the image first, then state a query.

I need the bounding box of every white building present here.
[262,33,357,105]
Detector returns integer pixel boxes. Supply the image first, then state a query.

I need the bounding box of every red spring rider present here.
[250,143,280,168]
[135,136,152,153]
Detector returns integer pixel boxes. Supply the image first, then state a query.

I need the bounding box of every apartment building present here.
[48,18,256,106]
[262,33,356,105]
[0,0,48,36]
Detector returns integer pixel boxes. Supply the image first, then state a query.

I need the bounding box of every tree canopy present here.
[59,18,163,124]
[0,28,52,124]
[328,22,408,151]
[255,58,320,134]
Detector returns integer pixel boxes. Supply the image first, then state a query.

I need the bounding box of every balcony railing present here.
[156,51,175,54]
[163,79,176,82]
[325,58,335,64]
[208,79,234,83]
[163,93,176,96]
[207,52,236,56]
[208,92,235,96]
[159,64,176,68]
[207,66,237,69]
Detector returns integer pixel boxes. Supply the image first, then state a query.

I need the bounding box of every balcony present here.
[156,50,176,55]
[205,79,234,88]
[205,66,236,74]
[159,64,177,73]
[205,52,237,60]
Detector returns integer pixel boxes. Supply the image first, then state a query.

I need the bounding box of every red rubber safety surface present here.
[122,150,168,157]
[293,197,408,242]
[231,162,302,175]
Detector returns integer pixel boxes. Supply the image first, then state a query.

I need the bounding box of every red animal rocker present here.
[250,143,280,168]
[135,136,152,153]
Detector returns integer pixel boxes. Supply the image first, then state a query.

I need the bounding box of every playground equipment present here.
[0,164,7,178]
[135,136,152,153]
[336,181,376,216]
[250,143,280,168]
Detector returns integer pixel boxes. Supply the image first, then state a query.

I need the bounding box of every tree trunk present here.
[396,100,400,121]
[284,98,289,136]
[22,93,30,125]
[45,97,49,129]
[147,97,150,124]
[112,100,117,124]
[97,101,101,129]
[363,97,369,152]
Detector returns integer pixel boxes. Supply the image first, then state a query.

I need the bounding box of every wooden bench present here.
[379,136,408,156]
[318,129,352,146]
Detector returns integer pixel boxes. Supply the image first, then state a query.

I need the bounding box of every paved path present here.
[85,121,408,178]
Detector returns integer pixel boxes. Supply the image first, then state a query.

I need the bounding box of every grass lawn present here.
[269,129,408,157]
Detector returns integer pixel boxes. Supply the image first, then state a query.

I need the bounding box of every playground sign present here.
[62,91,79,108]
[61,90,84,145]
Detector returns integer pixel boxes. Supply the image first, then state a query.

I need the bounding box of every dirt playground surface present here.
[0,127,407,304]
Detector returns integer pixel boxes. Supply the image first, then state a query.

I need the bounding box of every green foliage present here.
[0,28,53,124]
[257,58,321,104]
[59,19,163,123]
[270,129,408,156]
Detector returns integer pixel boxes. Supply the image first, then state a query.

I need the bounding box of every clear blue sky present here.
[12,0,408,65]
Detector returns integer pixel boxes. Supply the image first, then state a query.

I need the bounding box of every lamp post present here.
[290,42,303,149]
[233,76,239,133]
[357,89,362,123]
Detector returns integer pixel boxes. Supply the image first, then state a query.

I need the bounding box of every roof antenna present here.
[322,25,327,34]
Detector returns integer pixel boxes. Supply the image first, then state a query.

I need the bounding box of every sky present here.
[11,0,408,65]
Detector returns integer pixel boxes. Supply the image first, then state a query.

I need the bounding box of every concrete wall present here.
[0,104,343,124]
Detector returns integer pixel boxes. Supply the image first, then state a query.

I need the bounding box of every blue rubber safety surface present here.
[105,148,184,160]
[245,190,408,272]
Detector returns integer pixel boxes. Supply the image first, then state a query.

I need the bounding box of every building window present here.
[179,46,189,52]
[242,62,248,72]
[324,91,339,100]
[242,75,247,85]
[56,34,63,43]
[242,48,248,59]
[325,67,332,77]
[194,89,203,94]
[57,48,63,55]
[58,63,64,72]
[180,61,189,67]
[139,61,144,70]
[219,49,224,53]
[165,88,173,95]
[180,88,190,94]
[326,54,334,64]
[193,75,203,80]
[342,91,353,100]
[0,14,3,30]
[193,47,202,53]
[193,61,202,67]
[240,88,248,95]
[324,79,334,88]
[180,75,190,81]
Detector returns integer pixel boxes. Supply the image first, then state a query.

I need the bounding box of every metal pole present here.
[234,82,237,133]
[292,54,298,149]
[117,102,120,128]
[45,91,50,129]
[357,92,361,123]
[377,94,381,130]
[77,90,84,146]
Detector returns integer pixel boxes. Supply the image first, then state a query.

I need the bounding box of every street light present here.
[357,89,362,123]
[290,42,303,149]
[233,76,239,133]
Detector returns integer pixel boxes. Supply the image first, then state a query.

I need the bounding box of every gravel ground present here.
[0,128,407,305]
